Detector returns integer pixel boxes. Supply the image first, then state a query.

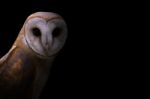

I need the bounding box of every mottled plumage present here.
[0,12,67,99]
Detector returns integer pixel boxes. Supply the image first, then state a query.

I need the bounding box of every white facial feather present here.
[24,13,67,58]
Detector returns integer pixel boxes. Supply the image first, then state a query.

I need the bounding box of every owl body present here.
[0,47,35,99]
[0,38,54,99]
[0,12,67,99]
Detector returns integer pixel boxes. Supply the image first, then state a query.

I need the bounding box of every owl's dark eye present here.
[52,27,62,37]
[32,27,41,37]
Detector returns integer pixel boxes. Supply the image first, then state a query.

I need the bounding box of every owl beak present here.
[45,32,53,53]
[41,30,52,55]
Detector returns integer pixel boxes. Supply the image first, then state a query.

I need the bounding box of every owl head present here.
[15,12,68,58]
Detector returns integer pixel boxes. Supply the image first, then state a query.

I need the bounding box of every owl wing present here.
[0,46,16,70]
[0,45,36,99]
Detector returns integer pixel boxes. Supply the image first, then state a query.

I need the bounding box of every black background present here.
[0,0,98,98]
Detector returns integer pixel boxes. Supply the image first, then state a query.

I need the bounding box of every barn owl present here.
[0,12,67,99]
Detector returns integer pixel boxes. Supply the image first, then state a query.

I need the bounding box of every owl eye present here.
[32,27,41,37]
[52,27,62,37]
